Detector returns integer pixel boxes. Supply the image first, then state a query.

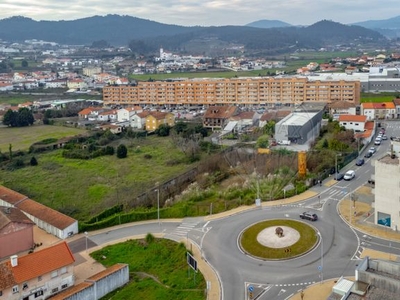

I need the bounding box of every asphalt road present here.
[67,121,400,300]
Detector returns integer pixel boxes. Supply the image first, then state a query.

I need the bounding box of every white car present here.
[344,170,355,181]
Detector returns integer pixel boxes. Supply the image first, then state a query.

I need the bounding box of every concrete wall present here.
[357,271,400,294]
[62,264,129,300]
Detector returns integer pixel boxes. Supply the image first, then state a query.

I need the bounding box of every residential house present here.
[0,206,35,260]
[229,111,260,132]
[45,79,67,89]
[97,109,117,122]
[338,115,367,132]
[99,124,123,134]
[78,107,103,120]
[328,101,357,120]
[361,102,396,120]
[0,241,75,300]
[393,98,400,118]
[203,106,239,130]
[67,79,88,90]
[117,106,143,122]
[145,111,175,131]
[131,111,150,129]
[0,82,14,92]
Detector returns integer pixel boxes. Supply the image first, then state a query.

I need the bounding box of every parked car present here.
[355,158,365,166]
[364,152,372,158]
[369,147,376,154]
[344,170,355,181]
[374,138,381,145]
[300,211,318,221]
[334,173,344,181]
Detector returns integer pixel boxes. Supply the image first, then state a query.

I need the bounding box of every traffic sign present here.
[318,265,322,271]
[248,285,254,292]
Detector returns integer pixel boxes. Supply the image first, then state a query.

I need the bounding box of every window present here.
[0,291,2,296]
[34,290,44,297]
[51,270,58,278]
[60,267,67,275]
[23,283,28,290]
[38,276,42,282]
[51,288,59,294]
[61,284,68,289]
[12,286,18,294]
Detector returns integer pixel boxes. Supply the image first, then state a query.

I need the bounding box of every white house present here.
[117,106,143,122]
[361,102,396,120]
[329,101,357,120]
[338,115,367,132]
[131,111,150,129]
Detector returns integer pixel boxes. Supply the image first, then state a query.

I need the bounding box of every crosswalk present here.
[326,187,348,201]
[165,217,203,241]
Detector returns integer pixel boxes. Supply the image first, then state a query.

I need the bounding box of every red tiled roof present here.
[0,242,75,289]
[149,111,172,120]
[16,199,76,230]
[362,102,395,109]
[0,186,28,205]
[329,101,356,109]
[203,106,238,119]
[338,115,367,122]
[0,206,34,231]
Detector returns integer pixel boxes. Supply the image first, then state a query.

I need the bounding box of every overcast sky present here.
[0,0,399,26]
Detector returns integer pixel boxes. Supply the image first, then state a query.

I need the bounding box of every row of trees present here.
[3,108,34,127]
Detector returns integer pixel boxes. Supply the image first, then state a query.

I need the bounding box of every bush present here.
[30,156,38,166]
[117,144,128,158]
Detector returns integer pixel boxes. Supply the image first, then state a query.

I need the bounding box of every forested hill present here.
[0,15,387,54]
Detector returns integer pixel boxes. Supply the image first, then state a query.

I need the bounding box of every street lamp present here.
[335,153,342,179]
[155,188,160,225]
[317,232,324,284]
[84,231,88,253]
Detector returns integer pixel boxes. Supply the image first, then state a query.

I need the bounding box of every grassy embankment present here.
[91,237,205,300]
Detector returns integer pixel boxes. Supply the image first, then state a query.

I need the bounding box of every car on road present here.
[299,212,318,221]
[382,135,388,140]
[344,170,355,181]
[369,147,376,154]
[355,158,365,166]
[334,173,344,181]
[364,152,372,158]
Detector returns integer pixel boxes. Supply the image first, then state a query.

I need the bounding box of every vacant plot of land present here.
[0,135,193,221]
[0,125,86,152]
[90,238,206,300]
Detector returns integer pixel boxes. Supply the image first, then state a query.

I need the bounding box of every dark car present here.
[300,212,318,221]
[364,152,372,158]
[356,158,365,166]
[334,173,344,181]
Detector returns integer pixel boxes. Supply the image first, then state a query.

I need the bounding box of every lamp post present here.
[317,232,323,284]
[155,188,160,226]
[84,231,88,253]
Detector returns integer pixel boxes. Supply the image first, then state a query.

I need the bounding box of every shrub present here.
[117,144,128,158]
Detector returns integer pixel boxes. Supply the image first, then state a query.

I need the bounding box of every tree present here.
[156,124,171,137]
[117,144,128,159]
[3,109,17,127]
[17,107,34,126]
[21,60,29,68]
[30,156,38,166]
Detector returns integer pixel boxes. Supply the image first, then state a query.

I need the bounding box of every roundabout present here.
[239,219,319,260]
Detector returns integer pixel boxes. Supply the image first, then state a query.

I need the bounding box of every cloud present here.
[0,0,398,26]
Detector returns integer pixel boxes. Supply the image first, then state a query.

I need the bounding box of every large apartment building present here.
[103,77,360,107]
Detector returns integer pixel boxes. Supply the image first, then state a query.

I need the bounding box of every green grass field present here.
[91,237,205,300]
[0,125,86,152]
[0,131,194,221]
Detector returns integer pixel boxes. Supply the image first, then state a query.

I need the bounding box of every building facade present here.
[103,77,361,106]
[374,152,400,230]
